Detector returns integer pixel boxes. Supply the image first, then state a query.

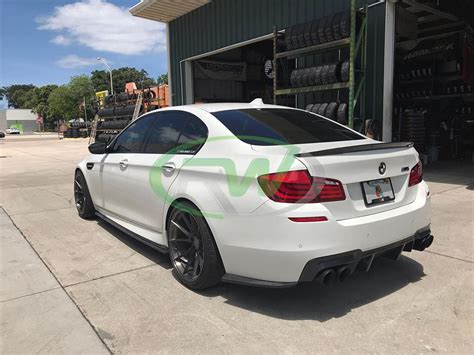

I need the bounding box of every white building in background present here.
[0,108,37,133]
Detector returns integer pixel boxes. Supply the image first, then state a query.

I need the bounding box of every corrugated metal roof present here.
[130,0,211,23]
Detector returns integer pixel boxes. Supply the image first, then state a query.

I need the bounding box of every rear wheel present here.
[74,170,95,219]
[167,202,224,290]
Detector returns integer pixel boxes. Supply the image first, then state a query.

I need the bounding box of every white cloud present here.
[56,55,98,69]
[51,35,72,45]
[38,0,166,55]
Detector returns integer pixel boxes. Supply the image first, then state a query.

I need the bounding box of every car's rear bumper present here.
[209,181,432,284]
[221,227,433,288]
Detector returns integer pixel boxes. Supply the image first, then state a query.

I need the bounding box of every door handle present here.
[162,164,175,173]
[119,159,128,170]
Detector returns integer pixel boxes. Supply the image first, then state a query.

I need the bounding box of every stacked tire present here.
[70,121,90,128]
[290,59,349,88]
[96,133,116,143]
[401,112,425,152]
[285,10,362,50]
[99,119,130,130]
[98,105,135,119]
[305,101,348,124]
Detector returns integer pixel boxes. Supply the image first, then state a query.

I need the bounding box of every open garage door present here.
[190,39,285,105]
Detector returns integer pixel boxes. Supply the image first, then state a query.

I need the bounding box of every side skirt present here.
[95,211,169,254]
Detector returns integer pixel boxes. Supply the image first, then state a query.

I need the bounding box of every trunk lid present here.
[252,140,420,220]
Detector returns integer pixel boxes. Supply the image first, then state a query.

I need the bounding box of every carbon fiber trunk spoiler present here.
[294,142,414,158]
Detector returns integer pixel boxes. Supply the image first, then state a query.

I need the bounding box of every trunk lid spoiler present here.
[294,142,414,158]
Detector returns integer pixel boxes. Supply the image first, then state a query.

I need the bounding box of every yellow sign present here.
[95,90,109,100]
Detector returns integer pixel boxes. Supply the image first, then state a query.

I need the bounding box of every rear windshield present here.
[212,108,364,146]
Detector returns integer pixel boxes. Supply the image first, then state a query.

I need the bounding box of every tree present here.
[48,75,95,121]
[25,85,59,126]
[1,84,36,108]
[91,67,157,94]
[157,73,168,85]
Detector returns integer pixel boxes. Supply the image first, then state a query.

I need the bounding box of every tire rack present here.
[90,88,161,144]
[272,0,368,129]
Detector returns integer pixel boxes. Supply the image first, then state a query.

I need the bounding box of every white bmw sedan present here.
[75,100,433,290]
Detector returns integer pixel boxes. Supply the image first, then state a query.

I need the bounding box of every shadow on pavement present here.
[423,161,474,186]
[96,219,172,269]
[201,255,425,322]
[95,216,425,322]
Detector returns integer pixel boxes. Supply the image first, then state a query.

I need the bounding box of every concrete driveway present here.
[1,136,473,353]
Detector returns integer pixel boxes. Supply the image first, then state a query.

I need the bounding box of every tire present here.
[301,68,311,87]
[325,102,339,120]
[310,19,320,45]
[332,12,343,40]
[74,170,95,219]
[337,103,348,124]
[117,92,130,102]
[99,107,114,117]
[105,95,114,105]
[297,23,306,49]
[312,103,321,113]
[291,24,300,49]
[290,69,298,87]
[318,16,329,43]
[340,11,351,38]
[314,65,323,85]
[307,66,318,86]
[114,105,135,118]
[340,11,363,38]
[167,201,224,290]
[324,14,335,42]
[321,64,330,84]
[327,63,340,83]
[303,22,313,47]
[340,60,350,82]
[318,102,328,116]
[296,69,305,87]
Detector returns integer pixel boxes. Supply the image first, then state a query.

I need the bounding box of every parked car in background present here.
[74,100,433,290]
[6,127,20,134]
[0,131,5,138]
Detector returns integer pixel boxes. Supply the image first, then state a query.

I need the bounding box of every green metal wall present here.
[169,0,386,120]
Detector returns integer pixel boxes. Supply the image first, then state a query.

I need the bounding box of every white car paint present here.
[77,101,432,285]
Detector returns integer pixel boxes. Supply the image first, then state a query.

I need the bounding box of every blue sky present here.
[0,0,168,87]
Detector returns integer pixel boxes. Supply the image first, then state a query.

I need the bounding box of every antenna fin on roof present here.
[250,98,264,106]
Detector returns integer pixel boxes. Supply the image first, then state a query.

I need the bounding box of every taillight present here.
[409,161,423,187]
[257,170,345,203]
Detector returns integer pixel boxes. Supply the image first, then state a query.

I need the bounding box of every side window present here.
[176,116,208,154]
[111,114,155,153]
[142,111,189,154]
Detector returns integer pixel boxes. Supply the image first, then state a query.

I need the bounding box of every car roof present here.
[159,99,288,113]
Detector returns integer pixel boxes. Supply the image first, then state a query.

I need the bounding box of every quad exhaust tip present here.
[316,266,353,285]
[337,266,352,282]
[413,235,434,251]
[314,235,434,286]
[315,269,336,286]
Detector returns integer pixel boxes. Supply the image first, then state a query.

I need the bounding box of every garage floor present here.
[1,136,473,353]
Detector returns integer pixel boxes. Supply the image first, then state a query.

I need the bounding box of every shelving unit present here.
[272,0,367,128]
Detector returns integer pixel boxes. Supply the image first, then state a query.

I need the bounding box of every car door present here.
[121,111,208,244]
[100,114,156,220]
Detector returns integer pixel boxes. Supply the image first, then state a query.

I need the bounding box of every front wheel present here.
[167,202,224,290]
[74,170,95,219]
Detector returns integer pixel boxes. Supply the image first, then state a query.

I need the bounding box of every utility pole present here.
[97,57,114,95]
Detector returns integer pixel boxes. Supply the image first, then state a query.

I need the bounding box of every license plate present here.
[361,178,395,206]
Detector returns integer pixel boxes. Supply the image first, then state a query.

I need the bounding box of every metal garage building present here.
[131,0,474,162]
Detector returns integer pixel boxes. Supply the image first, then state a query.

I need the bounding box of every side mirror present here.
[88,141,108,154]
